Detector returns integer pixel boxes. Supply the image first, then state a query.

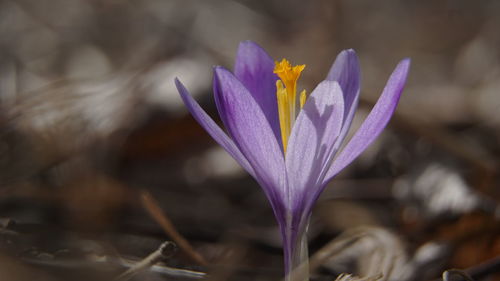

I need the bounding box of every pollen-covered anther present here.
[274,59,306,152]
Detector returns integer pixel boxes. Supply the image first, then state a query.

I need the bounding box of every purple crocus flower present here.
[175,41,410,279]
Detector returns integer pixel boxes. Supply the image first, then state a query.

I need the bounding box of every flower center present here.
[274,59,307,153]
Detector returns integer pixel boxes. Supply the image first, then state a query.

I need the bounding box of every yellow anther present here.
[274,59,305,111]
[276,80,290,153]
[274,59,306,153]
[299,90,307,109]
[274,59,305,92]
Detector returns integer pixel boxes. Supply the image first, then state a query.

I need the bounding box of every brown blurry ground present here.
[0,0,499,281]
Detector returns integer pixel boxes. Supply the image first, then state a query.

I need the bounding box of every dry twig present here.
[140,190,208,266]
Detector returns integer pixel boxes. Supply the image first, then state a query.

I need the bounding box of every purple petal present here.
[327,49,361,151]
[322,58,411,185]
[175,78,255,177]
[286,81,345,212]
[213,67,287,207]
[234,41,281,146]
[282,81,344,274]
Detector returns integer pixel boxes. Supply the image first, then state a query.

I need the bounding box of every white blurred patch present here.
[399,84,470,123]
[454,37,498,86]
[191,1,266,60]
[143,0,192,25]
[18,69,51,94]
[313,227,450,281]
[411,242,449,268]
[183,147,245,184]
[334,107,386,172]
[398,241,450,281]
[10,74,139,154]
[72,75,134,135]
[393,163,480,217]
[201,147,245,178]
[316,227,408,281]
[66,45,112,80]
[473,76,500,127]
[144,56,212,114]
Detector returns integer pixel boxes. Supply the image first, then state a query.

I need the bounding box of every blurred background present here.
[0,0,498,280]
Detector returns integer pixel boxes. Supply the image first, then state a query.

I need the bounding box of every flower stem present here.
[284,218,310,281]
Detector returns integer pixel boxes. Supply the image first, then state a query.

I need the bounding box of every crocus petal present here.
[234,41,281,145]
[322,58,411,185]
[282,81,344,274]
[286,81,345,213]
[213,67,287,206]
[175,78,255,177]
[327,49,361,150]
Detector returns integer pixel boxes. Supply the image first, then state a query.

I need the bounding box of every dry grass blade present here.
[113,241,176,281]
[442,269,475,281]
[335,273,383,281]
[309,227,407,281]
[140,190,208,266]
